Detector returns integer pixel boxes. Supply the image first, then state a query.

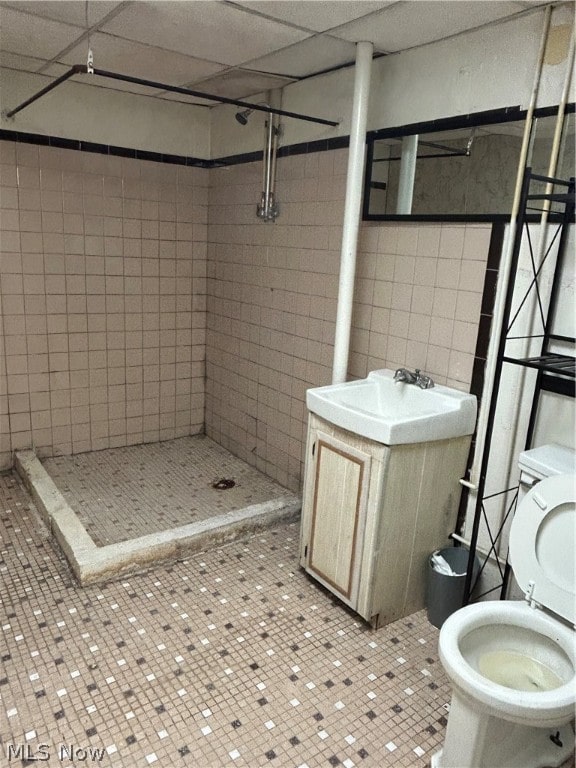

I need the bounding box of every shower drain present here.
[212,478,236,490]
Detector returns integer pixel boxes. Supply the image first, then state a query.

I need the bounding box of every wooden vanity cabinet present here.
[299,414,471,628]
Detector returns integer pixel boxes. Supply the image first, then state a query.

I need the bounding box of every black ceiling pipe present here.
[5,64,339,127]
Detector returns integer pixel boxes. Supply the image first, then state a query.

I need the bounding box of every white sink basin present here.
[306,369,477,445]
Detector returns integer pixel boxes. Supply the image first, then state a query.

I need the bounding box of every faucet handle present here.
[415,369,434,389]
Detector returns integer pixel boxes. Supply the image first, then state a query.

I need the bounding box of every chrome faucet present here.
[394,368,435,389]
[394,367,417,385]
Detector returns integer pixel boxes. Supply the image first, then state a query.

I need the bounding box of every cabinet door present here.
[302,430,371,609]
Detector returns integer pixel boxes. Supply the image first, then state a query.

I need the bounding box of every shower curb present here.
[15,450,301,585]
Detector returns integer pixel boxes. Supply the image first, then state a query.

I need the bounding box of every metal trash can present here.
[426,546,479,629]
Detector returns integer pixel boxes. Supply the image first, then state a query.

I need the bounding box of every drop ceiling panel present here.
[100,1,310,66]
[0,5,84,59]
[245,35,358,78]
[333,0,529,52]
[235,0,395,33]
[0,50,68,74]
[146,91,219,107]
[57,72,159,97]
[187,68,296,100]
[61,33,226,87]
[37,61,157,96]
[87,77,214,102]
[0,1,123,27]
[0,0,557,109]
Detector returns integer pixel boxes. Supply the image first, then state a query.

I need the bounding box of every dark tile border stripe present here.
[3,102,572,169]
[455,221,505,532]
[0,128,212,168]
[0,128,350,169]
[209,136,350,168]
[472,220,506,397]
[366,103,575,143]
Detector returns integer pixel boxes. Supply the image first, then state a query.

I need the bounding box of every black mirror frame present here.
[362,103,575,223]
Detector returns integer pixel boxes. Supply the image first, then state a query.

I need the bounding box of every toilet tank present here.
[517,443,576,500]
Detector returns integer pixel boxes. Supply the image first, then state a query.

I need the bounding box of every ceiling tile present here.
[48,70,157,96]
[61,33,226,87]
[187,68,296,100]
[0,50,68,74]
[40,63,211,102]
[0,0,556,106]
[0,5,84,59]
[332,0,527,52]
[235,1,395,33]
[0,1,123,27]
[147,90,217,107]
[100,0,310,66]
[512,1,549,7]
[245,34,357,78]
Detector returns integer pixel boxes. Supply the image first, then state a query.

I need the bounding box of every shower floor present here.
[43,436,290,547]
[15,436,299,584]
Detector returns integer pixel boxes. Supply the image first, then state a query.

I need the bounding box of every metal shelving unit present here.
[463,168,575,604]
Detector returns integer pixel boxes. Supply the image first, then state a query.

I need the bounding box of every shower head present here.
[235,108,253,125]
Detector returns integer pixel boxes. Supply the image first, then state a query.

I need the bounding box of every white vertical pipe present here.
[396,134,418,214]
[466,5,552,491]
[531,30,574,262]
[332,41,373,384]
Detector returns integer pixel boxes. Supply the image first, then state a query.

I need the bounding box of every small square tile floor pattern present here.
[42,437,291,546]
[0,471,446,767]
[2,473,573,768]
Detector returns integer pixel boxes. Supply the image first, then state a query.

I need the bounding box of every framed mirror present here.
[363,105,575,221]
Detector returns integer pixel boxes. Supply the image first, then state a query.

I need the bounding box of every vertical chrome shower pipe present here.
[332,41,373,384]
[269,116,279,202]
[257,110,279,221]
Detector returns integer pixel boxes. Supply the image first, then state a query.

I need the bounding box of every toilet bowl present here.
[432,471,576,768]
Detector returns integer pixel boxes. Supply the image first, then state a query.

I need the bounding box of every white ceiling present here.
[0,0,549,108]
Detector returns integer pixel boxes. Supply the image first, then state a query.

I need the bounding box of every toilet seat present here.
[510,473,575,625]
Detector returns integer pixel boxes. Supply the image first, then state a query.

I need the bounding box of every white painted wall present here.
[367,8,573,131]
[0,68,211,157]
[1,6,572,160]
[211,5,575,158]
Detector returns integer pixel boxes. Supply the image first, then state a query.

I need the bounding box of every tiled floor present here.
[1,471,574,768]
[43,437,292,546]
[0,470,452,767]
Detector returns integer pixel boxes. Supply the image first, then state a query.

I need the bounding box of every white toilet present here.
[432,443,576,768]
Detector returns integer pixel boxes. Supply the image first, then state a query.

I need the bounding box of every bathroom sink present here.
[306,369,477,445]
